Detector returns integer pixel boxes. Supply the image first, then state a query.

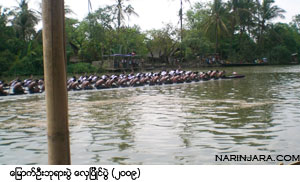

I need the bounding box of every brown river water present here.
[0,65,300,164]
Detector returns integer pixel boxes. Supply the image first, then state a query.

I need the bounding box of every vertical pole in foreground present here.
[42,0,71,164]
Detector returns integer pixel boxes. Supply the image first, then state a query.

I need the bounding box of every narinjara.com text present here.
[215,155,300,162]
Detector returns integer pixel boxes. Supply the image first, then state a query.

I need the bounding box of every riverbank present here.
[1,61,299,82]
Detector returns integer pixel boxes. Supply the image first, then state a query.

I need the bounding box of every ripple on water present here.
[1,66,300,164]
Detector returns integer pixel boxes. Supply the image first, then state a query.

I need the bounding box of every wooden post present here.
[42,0,71,165]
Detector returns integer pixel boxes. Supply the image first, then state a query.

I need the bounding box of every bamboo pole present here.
[42,0,71,165]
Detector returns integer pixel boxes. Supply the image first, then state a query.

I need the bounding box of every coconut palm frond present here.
[88,0,93,13]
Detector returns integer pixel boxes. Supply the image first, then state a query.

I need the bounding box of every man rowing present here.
[105,75,119,88]
[81,79,93,90]
[12,82,25,95]
[0,69,245,97]
[68,80,81,91]
[95,75,110,89]
[117,74,130,87]
[28,80,40,94]
[0,83,8,96]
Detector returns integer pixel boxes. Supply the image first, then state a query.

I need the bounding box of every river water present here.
[1,65,300,165]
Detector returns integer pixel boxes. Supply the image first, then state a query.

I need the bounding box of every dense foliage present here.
[0,0,300,77]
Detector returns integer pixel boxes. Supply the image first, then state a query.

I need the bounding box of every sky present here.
[1,0,299,31]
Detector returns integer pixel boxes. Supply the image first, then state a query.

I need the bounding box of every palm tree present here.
[204,0,229,54]
[112,0,139,29]
[178,0,190,61]
[255,0,285,47]
[293,14,300,31]
[178,0,190,41]
[226,0,256,55]
[11,0,39,42]
[228,0,254,36]
[0,6,9,25]
[88,0,93,13]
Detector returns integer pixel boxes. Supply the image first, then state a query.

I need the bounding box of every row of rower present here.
[0,70,232,96]
[67,70,227,90]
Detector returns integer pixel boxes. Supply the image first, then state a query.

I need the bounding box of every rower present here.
[130,76,139,86]
[67,76,76,85]
[68,80,81,91]
[9,77,21,87]
[81,79,93,90]
[118,75,129,87]
[28,80,40,94]
[24,75,33,87]
[95,78,107,89]
[218,70,226,78]
[210,70,218,79]
[39,79,45,92]
[13,82,25,95]
[91,75,99,83]
[0,84,8,96]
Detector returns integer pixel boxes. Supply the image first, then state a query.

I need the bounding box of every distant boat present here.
[221,63,268,67]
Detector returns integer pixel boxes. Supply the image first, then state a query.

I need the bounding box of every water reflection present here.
[1,65,300,164]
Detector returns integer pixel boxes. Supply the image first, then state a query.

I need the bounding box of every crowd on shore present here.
[0,69,240,96]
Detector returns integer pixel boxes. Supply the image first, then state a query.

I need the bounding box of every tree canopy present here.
[0,0,300,77]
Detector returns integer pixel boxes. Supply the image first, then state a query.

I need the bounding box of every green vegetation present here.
[1,0,300,77]
[67,62,97,74]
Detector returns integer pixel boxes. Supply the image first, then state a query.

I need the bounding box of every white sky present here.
[1,0,299,31]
